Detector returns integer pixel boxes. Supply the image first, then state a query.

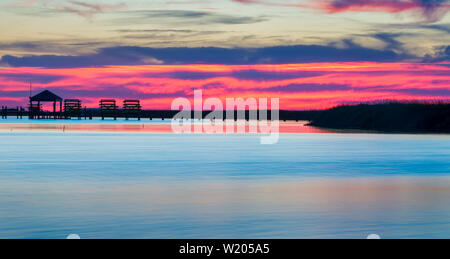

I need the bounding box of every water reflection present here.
[0,120,331,133]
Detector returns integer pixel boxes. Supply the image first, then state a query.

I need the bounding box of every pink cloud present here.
[0,62,448,110]
[233,0,450,23]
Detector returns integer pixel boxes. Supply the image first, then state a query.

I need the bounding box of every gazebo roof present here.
[30,90,62,102]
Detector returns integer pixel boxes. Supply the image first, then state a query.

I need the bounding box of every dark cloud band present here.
[0,44,414,68]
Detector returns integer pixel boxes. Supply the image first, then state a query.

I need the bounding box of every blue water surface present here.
[0,131,449,238]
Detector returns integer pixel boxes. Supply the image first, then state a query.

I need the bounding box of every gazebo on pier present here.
[29,90,63,119]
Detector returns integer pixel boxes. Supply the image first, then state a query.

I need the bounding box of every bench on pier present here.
[64,99,82,119]
[123,100,142,120]
[99,99,118,120]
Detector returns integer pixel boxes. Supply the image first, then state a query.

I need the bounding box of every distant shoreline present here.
[308,102,450,134]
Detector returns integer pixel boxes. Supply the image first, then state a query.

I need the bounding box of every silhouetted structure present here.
[123,100,142,120]
[4,90,449,130]
[64,99,82,119]
[99,99,118,120]
[1,106,7,119]
[29,90,63,119]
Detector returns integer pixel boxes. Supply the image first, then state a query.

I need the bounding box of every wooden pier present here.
[1,89,320,121]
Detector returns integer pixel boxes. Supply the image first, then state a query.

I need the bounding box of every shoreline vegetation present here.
[308,102,450,133]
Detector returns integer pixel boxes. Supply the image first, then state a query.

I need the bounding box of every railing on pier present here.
[1,106,25,119]
[28,104,61,119]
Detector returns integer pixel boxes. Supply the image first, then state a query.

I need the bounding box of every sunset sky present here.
[0,0,449,109]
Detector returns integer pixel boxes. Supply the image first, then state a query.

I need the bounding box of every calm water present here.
[0,122,449,238]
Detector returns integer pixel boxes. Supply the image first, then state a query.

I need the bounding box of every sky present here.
[0,0,449,110]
